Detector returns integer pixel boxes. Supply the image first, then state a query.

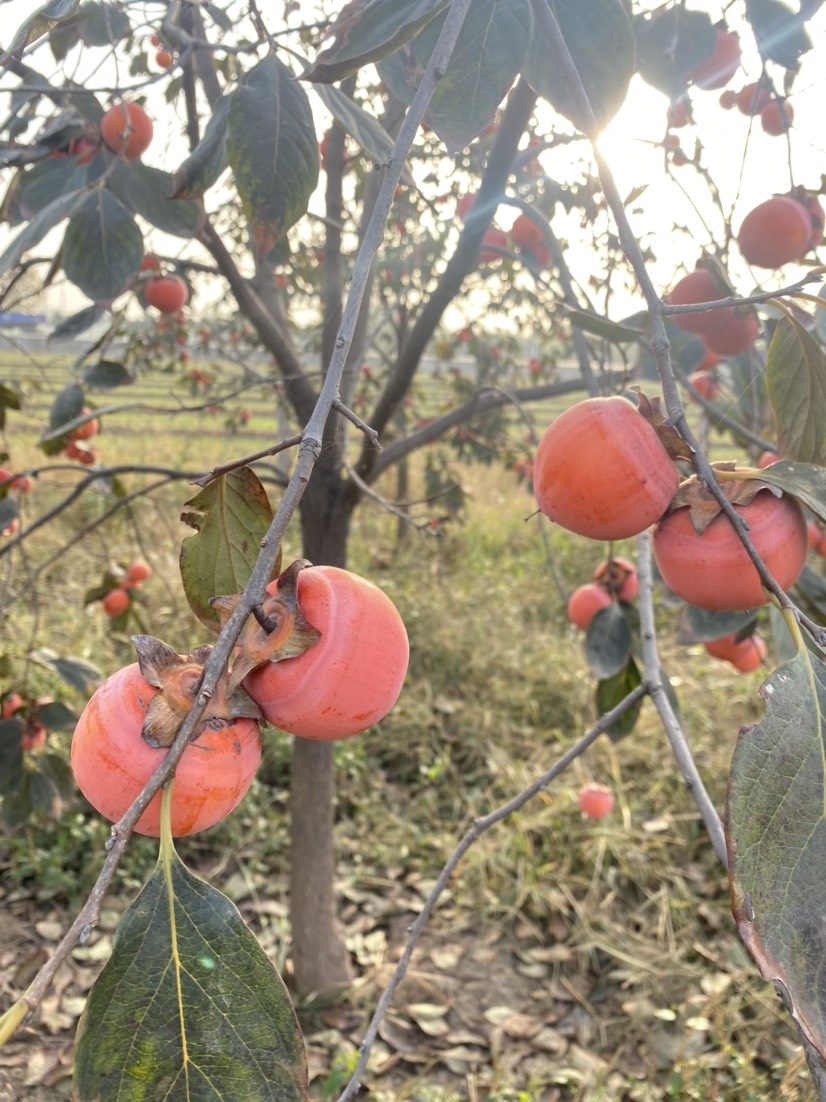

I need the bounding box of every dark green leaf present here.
[311,84,395,165]
[0,187,88,277]
[793,564,826,620]
[46,382,84,435]
[304,0,450,83]
[49,303,105,341]
[109,161,203,238]
[30,648,102,693]
[49,17,81,60]
[8,0,80,52]
[745,0,812,69]
[727,645,826,1059]
[0,498,18,528]
[77,1,131,46]
[765,317,826,465]
[523,0,634,130]
[0,384,22,431]
[749,459,826,525]
[584,602,632,680]
[74,849,308,1102]
[0,720,24,795]
[36,700,76,730]
[171,92,232,200]
[564,306,644,343]
[681,603,757,644]
[227,55,319,258]
[595,656,643,741]
[180,467,274,632]
[376,49,416,107]
[28,757,73,816]
[413,0,533,153]
[82,360,134,388]
[63,190,143,304]
[634,8,716,98]
[17,159,91,219]
[202,2,232,32]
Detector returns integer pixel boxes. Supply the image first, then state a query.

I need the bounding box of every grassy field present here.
[0,350,816,1101]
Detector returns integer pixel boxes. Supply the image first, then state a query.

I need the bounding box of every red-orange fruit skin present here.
[533,397,679,541]
[666,269,734,336]
[701,314,760,356]
[737,196,813,268]
[71,664,261,837]
[244,566,409,740]
[566,583,612,630]
[652,490,807,611]
[99,103,153,160]
[689,28,741,90]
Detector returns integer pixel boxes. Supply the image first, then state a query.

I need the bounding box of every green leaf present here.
[0,498,17,528]
[49,303,105,341]
[74,849,308,1102]
[8,0,79,52]
[748,460,826,525]
[310,84,394,165]
[37,700,76,730]
[46,382,85,435]
[82,359,134,388]
[30,648,102,694]
[62,190,143,305]
[0,186,88,277]
[0,384,22,431]
[171,92,232,200]
[227,55,319,258]
[765,317,826,465]
[180,467,274,632]
[682,604,757,644]
[745,0,812,69]
[109,162,203,238]
[595,656,643,741]
[77,1,131,46]
[793,564,826,621]
[17,158,91,217]
[523,0,634,130]
[634,7,716,98]
[584,602,632,680]
[564,306,644,344]
[303,0,450,83]
[727,645,826,1059]
[0,720,24,796]
[49,17,81,60]
[412,0,534,153]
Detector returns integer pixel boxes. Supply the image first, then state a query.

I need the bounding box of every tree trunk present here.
[288,465,359,996]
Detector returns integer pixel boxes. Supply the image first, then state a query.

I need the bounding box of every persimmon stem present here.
[251,604,279,634]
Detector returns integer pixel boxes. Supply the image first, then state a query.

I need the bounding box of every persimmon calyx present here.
[628,388,692,462]
[663,472,782,534]
[211,559,323,693]
[131,634,261,749]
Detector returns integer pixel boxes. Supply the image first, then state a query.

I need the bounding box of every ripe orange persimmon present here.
[652,489,807,611]
[99,102,153,160]
[532,397,679,541]
[737,196,813,268]
[594,557,639,602]
[102,588,130,616]
[704,632,767,670]
[510,212,544,252]
[689,27,741,90]
[243,566,409,740]
[736,81,772,116]
[155,48,174,69]
[760,99,793,136]
[701,315,760,356]
[71,663,261,837]
[687,370,720,400]
[479,228,508,262]
[127,559,152,583]
[666,268,733,336]
[578,783,614,819]
[69,407,99,441]
[145,275,189,313]
[566,583,612,630]
[757,450,778,469]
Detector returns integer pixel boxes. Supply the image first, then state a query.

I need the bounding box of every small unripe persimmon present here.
[578,783,614,819]
[566,583,612,630]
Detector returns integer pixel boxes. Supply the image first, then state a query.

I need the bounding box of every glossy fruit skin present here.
[145,275,189,313]
[737,196,813,268]
[533,397,679,541]
[689,28,741,90]
[578,783,614,819]
[666,269,733,336]
[566,583,612,630]
[701,313,760,356]
[100,103,153,160]
[652,490,807,611]
[244,566,409,740]
[71,663,261,837]
[102,588,130,616]
[760,99,793,136]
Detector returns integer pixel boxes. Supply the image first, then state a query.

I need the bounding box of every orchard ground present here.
[0,352,817,1100]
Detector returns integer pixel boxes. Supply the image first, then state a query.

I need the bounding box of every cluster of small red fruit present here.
[100,559,152,617]
[455,195,550,269]
[62,406,100,465]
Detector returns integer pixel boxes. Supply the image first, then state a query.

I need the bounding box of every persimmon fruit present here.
[71,663,261,837]
[760,99,793,136]
[69,407,99,441]
[687,371,719,400]
[578,783,614,819]
[689,28,741,90]
[127,559,152,583]
[102,588,130,616]
[736,81,772,116]
[155,49,174,69]
[737,196,813,268]
[145,275,189,313]
[243,566,409,740]
[532,397,679,541]
[510,212,544,252]
[566,583,612,630]
[99,102,153,160]
[479,229,508,262]
[652,489,807,611]
[700,312,759,356]
[594,557,639,602]
[666,269,733,336]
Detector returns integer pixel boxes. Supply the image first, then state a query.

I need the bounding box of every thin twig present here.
[191,435,304,488]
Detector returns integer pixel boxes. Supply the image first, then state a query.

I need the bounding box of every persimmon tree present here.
[1,0,826,1097]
